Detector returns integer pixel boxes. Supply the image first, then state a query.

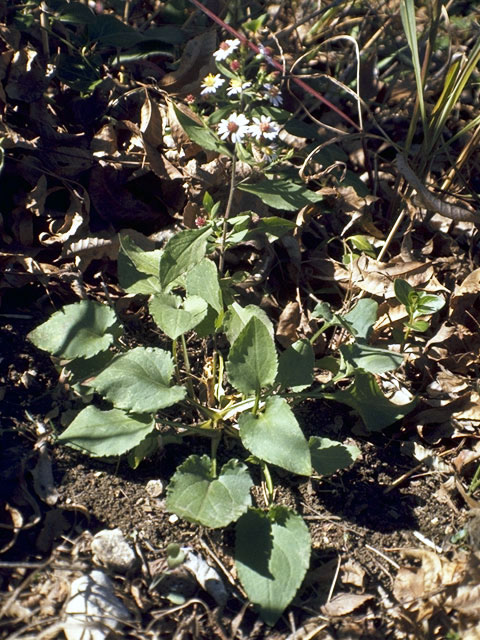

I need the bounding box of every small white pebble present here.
[168,514,179,524]
[146,479,164,498]
[431,517,439,525]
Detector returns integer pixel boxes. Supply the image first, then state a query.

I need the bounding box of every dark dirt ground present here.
[1,290,475,640]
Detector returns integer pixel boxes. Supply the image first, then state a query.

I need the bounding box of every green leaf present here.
[172,103,232,156]
[224,302,274,345]
[57,2,96,24]
[55,53,101,93]
[159,227,212,290]
[243,13,267,33]
[166,455,252,528]
[406,319,430,332]
[413,293,445,315]
[394,278,413,307]
[127,432,160,469]
[277,339,314,391]
[62,350,115,386]
[89,346,186,413]
[186,258,223,313]
[309,437,360,475]
[227,317,278,395]
[249,217,297,242]
[237,180,323,211]
[235,506,311,625]
[340,342,404,374]
[347,235,377,258]
[400,0,427,134]
[28,300,118,359]
[57,406,155,457]
[87,14,145,48]
[311,301,334,322]
[342,299,378,340]
[149,293,208,340]
[118,232,162,294]
[325,372,417,431]
[239,397,311,475]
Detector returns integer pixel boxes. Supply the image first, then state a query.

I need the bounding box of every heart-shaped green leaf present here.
[227,316,278,395]
[309,437,360,475]
[239,396,311,475]
[89,346,186,413]
[235,506,311,625]
[166,455,252,528]
[149,293,208,340]
[57,406,155,457]
[28,300,119,359]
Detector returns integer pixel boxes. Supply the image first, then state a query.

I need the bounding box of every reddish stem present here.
[187,0,360,131]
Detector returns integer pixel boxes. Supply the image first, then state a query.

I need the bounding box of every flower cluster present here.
[192,38,286,164]
[199,38,284,106]
[217,113,280,144]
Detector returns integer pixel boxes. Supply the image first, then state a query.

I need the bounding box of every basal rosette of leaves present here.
[27,224,427,624]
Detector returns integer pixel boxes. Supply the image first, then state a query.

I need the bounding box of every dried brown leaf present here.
[341,560,366,588]
[90,123,118,157]
[160,31,216,95]
[276,301,300,348]
[140,91,163,148]
[5,48,47,102]
[321,592,374,616]
[452,393,480,424]
[64,234,119,271]
[334,255,434,297]
[32,444,59,506]
[452,444,480,475]
[450,268,480,329]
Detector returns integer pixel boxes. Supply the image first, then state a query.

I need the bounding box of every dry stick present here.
[396,154,478,223]
[218,156,236,275]
[441,123,480,192]
[187,0,360,132]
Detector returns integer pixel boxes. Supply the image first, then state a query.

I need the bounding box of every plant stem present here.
[252,390,260,416]
[309,322,329,345]
[211,433,221,477]
[218,155,237,275]
[181,334,195,398]
[262,462,274,505]
[172,339,180,383]
[469,463,480,494]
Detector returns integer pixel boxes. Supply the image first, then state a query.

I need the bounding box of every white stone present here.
[63,570,130,640]
[91,528,137,573]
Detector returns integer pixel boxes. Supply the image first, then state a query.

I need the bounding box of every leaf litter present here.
[1,0,480,638]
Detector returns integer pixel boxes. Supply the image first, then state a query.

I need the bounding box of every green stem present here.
[211,433,221,477]
[262,462,274,505]
[252,390,260,416]
[180,334,195,398]
[172,339,181,383]
[469,463,480,494]
[309,322,330,345]
[218,155,237,275]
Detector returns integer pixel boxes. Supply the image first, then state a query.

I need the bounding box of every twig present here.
[396,154,477,223]
[326,555,341,604]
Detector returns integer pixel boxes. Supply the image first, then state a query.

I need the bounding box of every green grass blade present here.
[400,0,427,145]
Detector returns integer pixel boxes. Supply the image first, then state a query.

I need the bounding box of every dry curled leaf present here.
[321,592,374,616]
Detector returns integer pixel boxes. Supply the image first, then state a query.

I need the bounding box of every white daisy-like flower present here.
[263,83,283,106]
[200,73,225,95]
[226,78,252,96]
[217,112,250,143]
[249,115,280,140]
[213,38,241,61]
